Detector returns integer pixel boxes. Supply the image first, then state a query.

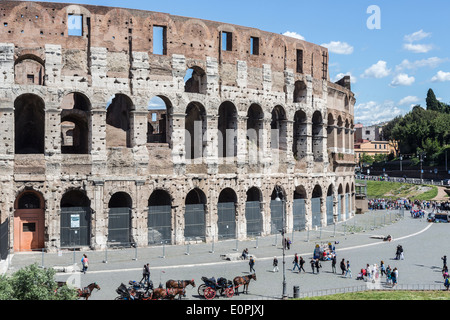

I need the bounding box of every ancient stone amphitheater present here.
[0,1,355,254]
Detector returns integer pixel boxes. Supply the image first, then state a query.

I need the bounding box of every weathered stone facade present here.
[0,1,356,253]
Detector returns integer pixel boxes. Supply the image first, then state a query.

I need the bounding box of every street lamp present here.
[275,184,287,299]
[418,152,426,182]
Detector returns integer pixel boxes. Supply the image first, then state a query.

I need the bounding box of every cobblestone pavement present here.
[7,209,449,300]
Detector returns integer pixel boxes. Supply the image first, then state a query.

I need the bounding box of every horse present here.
[77,282,101,300]
[233,274,256,295]
[150,287,184,300]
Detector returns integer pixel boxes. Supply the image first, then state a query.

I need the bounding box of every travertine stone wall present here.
[0,1,356,253]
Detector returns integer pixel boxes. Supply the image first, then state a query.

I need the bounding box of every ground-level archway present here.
[14,190,45,252]
[60,190,91,248]
[148,189,172,245]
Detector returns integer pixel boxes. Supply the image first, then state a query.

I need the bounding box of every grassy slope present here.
[357,180,439,201]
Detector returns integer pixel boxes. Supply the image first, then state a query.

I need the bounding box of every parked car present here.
[443,179,450,186]
[434,213,449,223]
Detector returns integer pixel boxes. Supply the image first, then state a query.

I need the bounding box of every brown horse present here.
[150,287,184,300]
[233,274,256,295]
[77,282,101,300]
[166,279,195,290]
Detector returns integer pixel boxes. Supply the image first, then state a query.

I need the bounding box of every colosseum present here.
[0,1,356,255]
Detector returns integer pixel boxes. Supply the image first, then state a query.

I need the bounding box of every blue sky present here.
[40,0,450,125]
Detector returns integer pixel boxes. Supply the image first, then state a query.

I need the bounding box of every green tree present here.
[1,263,78,300]
[426,88,441,112]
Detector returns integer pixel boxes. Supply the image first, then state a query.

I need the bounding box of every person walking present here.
[292,254,300,272]
[315,259,322,274]
[380,261,386,277]
[299,256,306,273]
[81,254,88,274]
[399,245,404,260]
[310,258,316,274]
[249,256,256,273]
[340,258,346,275]
[331,255,336,274]
[140,263,150,284]
[345,260,352,278]
[442,255,447,270]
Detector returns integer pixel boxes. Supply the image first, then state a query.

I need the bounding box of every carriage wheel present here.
[204,287,216,300]
[198,284,207,297]
[225,287,234,298]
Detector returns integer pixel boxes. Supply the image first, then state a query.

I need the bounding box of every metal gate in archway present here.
[311,198,322,228]
[217,202,236,240]
[184,204,205,241]
[60,207,91,248]
[326,196,334,225]
[270,200,284,234]
[108,208,131,246]
[148,205,172,245]
[338,197,342,222]
[245,201,262,237]
[345,194,350,220]
[293,199,306,231]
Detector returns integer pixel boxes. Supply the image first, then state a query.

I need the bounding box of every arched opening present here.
[184,67,207,94]
[148,190,172,245]
[106,94,134,148]
[345,183,350,220]
[327,113,336,151]
[15,55,45,86]
[271,105,287,152]
[293,110,307,160]
[218,102,238,159]
[311,185,322,228]
[60,190,91,248]
[147,96,172,146]
[217,188,237,240]
[293,80,307,103]
[247,104,264,163]
[245,187,263,237]
[61,93,91,154]
[185,102,207,160]
[14,191,45,252]
[108,192,132,246]
[14,94,45,154]
[312,111,324,162]
[338,184,344,222]
[270,186,286,235]
[326,185,334,225]
[293,185,307,231]
[185,188,207,241]
[337,116,344,152]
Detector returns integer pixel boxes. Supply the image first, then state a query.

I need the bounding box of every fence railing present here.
[296,283,445,298]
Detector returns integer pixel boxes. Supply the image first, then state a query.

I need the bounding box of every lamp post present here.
[275,184,287,299]
[418,152,426,183]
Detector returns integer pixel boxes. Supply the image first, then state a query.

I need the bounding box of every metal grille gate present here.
[293,199,306,231]
[245,201,262,237]
[311,198,322,228]
[108,207,131,246]
[185,204,205,241]
[148,205,172,245]
[270,200,284,234]
[338,197,342,222]
[61,207,91,248]
[345,194,350,220]
[326,196,334,225]
[217,202,236,240]
[0,218,9,260]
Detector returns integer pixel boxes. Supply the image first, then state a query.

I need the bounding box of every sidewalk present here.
[6,209,408,275]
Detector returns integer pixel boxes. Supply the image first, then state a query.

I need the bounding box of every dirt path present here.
[433,186,449,201]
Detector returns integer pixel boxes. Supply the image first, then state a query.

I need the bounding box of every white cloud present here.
[404,29,431,43]
[361,60,391,79]
[398,96,420,106]
[403,43,433,53]
[390,73,415,87]
[332,72,357,83]
[395,57,447,72]
[283,31,305,41]
[355,100,403,125]
[321,41,354,55]
[431,70,450,82]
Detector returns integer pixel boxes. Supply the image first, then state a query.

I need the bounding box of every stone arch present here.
[247,103,264,162]
[14,54,45,86]
[293,109,307,160]
[184,188,207,241]
[61,92,91,154]
[14,93,45,154]
[217,188,237,240]
[108,192,133,246]
[147,95,173,146]
[185,101,207,160]
[245,187,263,237]
[148,189,172,244]
[106,93,134,148]
[271,105,287,152]
[218,101,238,159]
[293,80,307,103]
[184,66,207,94]
[312,111,324,161]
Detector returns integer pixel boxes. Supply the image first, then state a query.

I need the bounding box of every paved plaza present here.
[6,209,449,300]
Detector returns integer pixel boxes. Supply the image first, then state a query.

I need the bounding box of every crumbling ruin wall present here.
[0,1,356,252]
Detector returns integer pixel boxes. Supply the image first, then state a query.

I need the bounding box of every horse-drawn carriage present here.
[198,276,234,300]
[115,279,194,300]
[115,280,153,300]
